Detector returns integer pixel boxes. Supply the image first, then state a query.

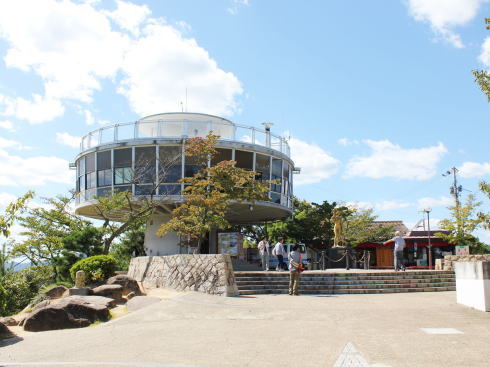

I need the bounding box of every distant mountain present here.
[6,262,31,272]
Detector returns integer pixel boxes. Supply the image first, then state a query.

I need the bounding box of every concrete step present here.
[236,282,455,290]
[238,286,456,295]
[235,279,455,286]
[234,275,455,282]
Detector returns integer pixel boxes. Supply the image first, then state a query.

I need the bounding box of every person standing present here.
[257,236,270,271]
[384,231,406,271]
[288,244,302,295]
[273,237,286,271]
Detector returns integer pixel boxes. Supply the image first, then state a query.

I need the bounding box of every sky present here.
[0,0,489,243]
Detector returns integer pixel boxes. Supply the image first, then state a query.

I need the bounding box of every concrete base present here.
[144,214,180,256]
[454,261,490,312]
[68,287,90,296]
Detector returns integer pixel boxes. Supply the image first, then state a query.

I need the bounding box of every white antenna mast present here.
[185,88,188,112]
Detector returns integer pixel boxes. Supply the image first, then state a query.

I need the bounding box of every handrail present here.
[80,118,291,157]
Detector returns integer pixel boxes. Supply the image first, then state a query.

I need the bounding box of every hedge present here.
[70,255,116,283]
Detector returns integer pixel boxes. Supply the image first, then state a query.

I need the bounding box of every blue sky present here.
[0,0,489,242]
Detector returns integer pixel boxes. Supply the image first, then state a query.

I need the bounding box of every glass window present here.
[79,176,85,191]
[78,157,85,176]
[97,187,112,197]
[135,184,155,195]
[114,148,132,168]
[86,172,96,189]
[211,148,232,166]
[184,152,204,178]
[158,184,181,196]
[97,151,111,170]
[135,147,156,184]
[114,167,133,185]
[283,162,290,196]
[85,153,95,173]
[114,185,131,194]
[271,192,281,204]
[98,169,112,187]
[235,150,253,170]
[159,146,182,183]
[255,154,270,181]
[271,158,282,193]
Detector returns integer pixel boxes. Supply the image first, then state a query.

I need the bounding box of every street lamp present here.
[262,121,274,147]
[423,208,432,270]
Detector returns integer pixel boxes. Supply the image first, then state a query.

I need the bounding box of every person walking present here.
[257,236,270,271]
[288,244,302,295]
[384,231,406,271]
[273,237,286,271]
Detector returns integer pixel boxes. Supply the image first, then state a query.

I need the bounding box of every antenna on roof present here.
[185,87,188,112]
[180,101,184,112]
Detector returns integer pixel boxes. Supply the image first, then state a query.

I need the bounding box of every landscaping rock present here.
[44,285,68,299]
[92,284,124,302]
[0,317,18,326]
[125,291,136,300]
[33,299,51,310]
[107,275,142,296]
[23,296,113,332]
[0,323,14,339]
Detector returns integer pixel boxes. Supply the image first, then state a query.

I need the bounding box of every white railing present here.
[80,119,291,157]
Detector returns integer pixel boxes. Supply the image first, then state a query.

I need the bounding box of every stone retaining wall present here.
[127,254,239,296]
[444,254,490,271]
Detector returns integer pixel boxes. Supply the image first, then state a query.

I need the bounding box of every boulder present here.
[33,299,51,310]
[44,285,68,299]
[0,316,18,326]
[92,284,124,302]
[0,323,14,339]
[125,291,136,300]
[107,275,142,296]
[23,296,112,332]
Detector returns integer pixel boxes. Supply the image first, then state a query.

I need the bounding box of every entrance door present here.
[376,247,393,267]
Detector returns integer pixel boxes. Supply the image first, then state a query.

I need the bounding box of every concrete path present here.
[1,290,489,367]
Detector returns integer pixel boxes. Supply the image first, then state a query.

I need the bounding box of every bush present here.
[70,255,116,283]
[0,265,55,317]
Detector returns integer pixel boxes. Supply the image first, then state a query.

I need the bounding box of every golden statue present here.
[331,208,345,248]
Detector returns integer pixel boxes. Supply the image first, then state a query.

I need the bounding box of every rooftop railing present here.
[80,118,291,157]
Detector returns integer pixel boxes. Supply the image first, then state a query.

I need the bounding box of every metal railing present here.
[80,119,291,157]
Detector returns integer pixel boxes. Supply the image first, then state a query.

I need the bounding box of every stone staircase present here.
[234,270,456,295]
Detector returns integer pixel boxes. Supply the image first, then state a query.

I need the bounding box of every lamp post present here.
[423,208,432,270]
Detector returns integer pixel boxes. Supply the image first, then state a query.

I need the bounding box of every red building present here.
[356,221,454,269]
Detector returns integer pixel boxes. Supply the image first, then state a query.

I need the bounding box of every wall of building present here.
[144,214,181,256]
[127,254,239,296]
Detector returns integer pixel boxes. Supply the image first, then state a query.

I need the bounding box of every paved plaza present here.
[1,289,489,367]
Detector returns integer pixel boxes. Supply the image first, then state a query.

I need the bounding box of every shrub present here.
[70,255,116,283]
[0,265,55,317]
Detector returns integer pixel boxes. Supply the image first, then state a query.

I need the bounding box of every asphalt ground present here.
[1,288,489,367]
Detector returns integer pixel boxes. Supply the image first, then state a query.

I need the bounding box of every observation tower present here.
[73,112,297,255]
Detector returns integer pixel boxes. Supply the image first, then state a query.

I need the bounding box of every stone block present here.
[454,261,490,312]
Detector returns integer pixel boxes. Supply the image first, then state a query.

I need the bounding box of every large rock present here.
[0,317,18,326]
[106,275,142,296]
[23,296,112,332]
[0,323,14,339]
[92,284,124,302]
[44,285,68,299]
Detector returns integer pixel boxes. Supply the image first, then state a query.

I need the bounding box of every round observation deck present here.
[73,112,295,224]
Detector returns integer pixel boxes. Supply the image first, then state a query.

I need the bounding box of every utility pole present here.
[423,208,432,270]
[443,167,462,207]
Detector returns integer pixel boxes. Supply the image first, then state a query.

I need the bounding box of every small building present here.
[357,222,454,269]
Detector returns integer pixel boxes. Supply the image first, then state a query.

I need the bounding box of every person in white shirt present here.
[257,237,270,271]
[272,237,286,271]
[384,231,406,271]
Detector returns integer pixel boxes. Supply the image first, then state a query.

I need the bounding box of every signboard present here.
[218,232,242,257]
[455,245,470,256]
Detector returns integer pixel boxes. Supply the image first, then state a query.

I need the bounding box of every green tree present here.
[109,223,146,270]
[158,134,271,253]
[437,194,489,253]
[343,208,395,246]
[11,194,91,279]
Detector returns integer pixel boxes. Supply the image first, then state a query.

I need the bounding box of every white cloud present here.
[56,132,81,148]
[0,120,14,132]
[227,0,250,15]
[105,0,151,36]
[0,137,24,150]
[347,200,412,211]
[417,196,453,209]
[83,109,95,125]
[338,138,359,146]
[344,140,447,180]
[459,161,490,178]
[0,0,243,123]
[0,148,73,186]
[119,21,242,116]
[406,0,487,48]
[0,192,17,208]
[479,36,490,66]
[289,137,339,185]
